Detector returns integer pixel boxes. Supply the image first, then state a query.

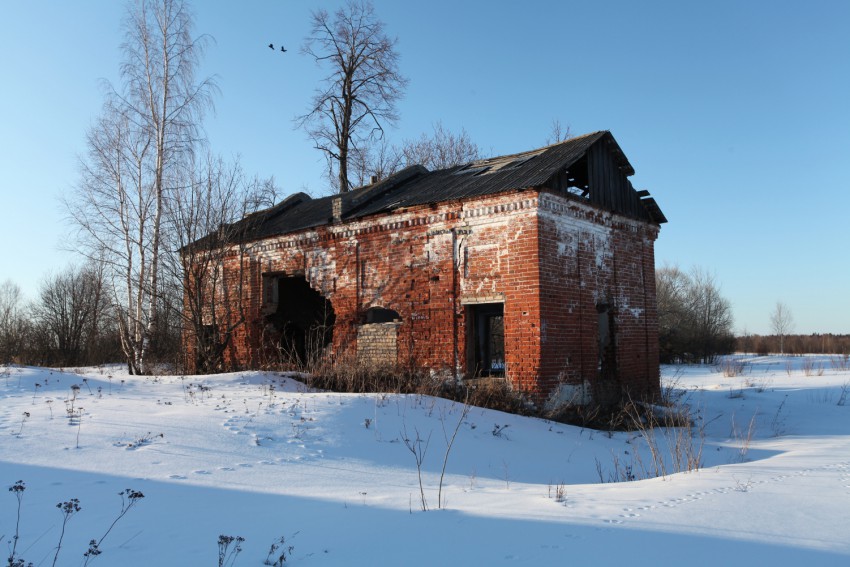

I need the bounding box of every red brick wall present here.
[202,187,660,406]
[537,192,660,404]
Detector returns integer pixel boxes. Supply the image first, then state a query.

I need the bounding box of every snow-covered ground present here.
[1,356,849,566]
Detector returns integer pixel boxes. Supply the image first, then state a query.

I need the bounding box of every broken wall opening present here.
[264,275,335,367]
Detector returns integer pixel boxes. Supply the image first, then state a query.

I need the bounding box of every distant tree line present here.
[736,333,850,355]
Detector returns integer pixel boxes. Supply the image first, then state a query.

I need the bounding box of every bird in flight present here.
[280,46,287,52]
[268,43,274,50]
[269,43,287,53]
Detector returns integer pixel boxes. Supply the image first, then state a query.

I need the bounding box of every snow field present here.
[1,356,849,565]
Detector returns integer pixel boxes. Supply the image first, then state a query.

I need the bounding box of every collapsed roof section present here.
[236,130,666,243]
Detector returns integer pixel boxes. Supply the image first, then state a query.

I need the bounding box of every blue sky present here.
[1,0,848,335]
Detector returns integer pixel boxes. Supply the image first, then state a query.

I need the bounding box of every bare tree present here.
[349,123,482,186]
[656,264,690,362]
[30,264,113,367]
[687,267,734,362]
[656,265,734,363]
[545,119,572,145]
[770,301,794,354]
[164,153,277,373]
[298,0,407,193]
[347,139,404,187]
[398,122,481,170]
[68,0,215,374]
[0,280,28,364]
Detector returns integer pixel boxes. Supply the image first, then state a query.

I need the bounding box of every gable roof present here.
[233,131,664,243]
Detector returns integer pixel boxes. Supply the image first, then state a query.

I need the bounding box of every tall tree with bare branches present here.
[68,0,215,374]
[298,0,407,193]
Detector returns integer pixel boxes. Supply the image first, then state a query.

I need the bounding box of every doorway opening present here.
[467,303,505,377]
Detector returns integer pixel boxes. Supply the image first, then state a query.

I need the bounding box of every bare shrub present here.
[830,354,850,372]
[802,358,815,377]
[730,412,757,462]
[623,399,703,479]
[443,379,533,417]
[719,357,749,378]
[838,382,849,407]
[401,424,431,511]
[548,482,567,503]
[305,356,435,396]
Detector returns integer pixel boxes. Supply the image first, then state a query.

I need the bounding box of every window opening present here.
[363,306,400,324]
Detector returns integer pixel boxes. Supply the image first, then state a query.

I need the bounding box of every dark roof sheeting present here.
[233,131,661,243]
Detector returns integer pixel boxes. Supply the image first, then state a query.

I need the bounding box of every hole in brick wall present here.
[362,307,400,324]
[265,276,335,366]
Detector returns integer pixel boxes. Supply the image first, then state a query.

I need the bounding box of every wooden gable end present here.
[542,134,663,224]
[586,138,647,221]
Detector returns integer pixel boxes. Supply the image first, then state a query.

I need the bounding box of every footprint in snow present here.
[168,474,187,480]
[194,470,212,475]
[237,463,252,468]
[219,467,235,472]
[604,519,624,525]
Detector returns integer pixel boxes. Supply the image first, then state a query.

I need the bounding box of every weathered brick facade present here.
[189,132,665,407]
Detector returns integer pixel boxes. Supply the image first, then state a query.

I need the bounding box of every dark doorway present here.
[468,303,505,377]
[265,276,335,367]
[597,303,616,380]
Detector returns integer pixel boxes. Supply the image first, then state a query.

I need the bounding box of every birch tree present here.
[770,302,794,354]
[68,0,214,374]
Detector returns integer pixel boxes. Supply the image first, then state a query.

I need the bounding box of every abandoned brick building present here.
[194,131,666,406]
